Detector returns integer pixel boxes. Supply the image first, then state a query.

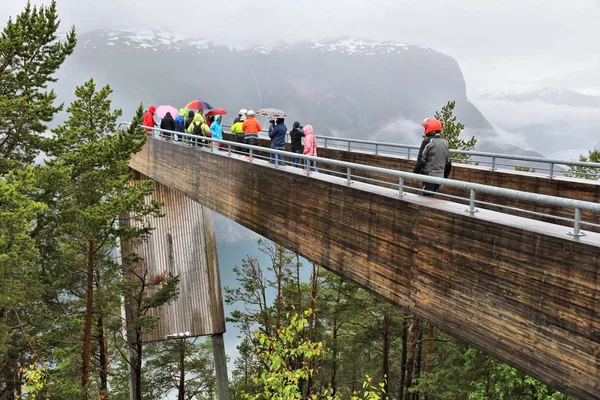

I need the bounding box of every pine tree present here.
[108,337,216,400]
[0,168,46,396]
[0,2,75,396]
[145,338,216,400]
[38,79,164,399]
[0,0,76,173]
[225,239,296,339]
[434,101,477,164]
[565,149,600,180]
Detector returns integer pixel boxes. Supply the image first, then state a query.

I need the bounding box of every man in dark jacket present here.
[184,110,195,131]
[413,118,452,196]
[160,112,176,141]
[268,118,287,165]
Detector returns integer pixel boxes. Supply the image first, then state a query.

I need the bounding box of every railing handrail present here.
[221,123,600,171]
[120,123,600,236]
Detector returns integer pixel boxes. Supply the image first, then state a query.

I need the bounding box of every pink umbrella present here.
[155,105,179,119]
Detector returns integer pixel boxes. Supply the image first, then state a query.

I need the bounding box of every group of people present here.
[143,106,223,153]
[229,109,318,170]
[143,105,451,195]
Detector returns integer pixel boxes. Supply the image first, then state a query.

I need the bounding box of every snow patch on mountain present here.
[81,29,425,56]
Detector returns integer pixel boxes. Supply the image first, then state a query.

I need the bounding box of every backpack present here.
[192,122,205,137]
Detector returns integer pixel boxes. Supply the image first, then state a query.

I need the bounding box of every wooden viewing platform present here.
[131,137,600,400]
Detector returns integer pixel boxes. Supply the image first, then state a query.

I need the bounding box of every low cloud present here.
[1,0,599,95]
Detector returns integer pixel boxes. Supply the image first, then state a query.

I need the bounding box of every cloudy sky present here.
[1,0,599,94]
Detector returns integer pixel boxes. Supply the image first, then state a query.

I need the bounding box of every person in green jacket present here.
[187,113,210,147]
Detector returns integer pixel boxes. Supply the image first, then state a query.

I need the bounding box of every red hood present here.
[148,106,156,113]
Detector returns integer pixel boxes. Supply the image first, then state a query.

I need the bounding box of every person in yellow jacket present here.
[186,113,210,147]
[230,115,246,153]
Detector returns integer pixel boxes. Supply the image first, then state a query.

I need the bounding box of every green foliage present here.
[247,309,324,400]
[230,338,262,399]
[110,338,216,400]
[0,0,76,172]
[565,148,600,180]
[465,349,570,400]
[515,166,536,173]
[21,363,49,399]
[225,239,297,339]
[352,375,386,400]
[434,100,477,164]
[0,168,44,308]
[244,308,387,400]
[0,168,45,359]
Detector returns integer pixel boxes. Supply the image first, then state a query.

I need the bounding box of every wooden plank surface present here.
[222,134,600,232]
[131,139,600,399]
[125,178,226,342]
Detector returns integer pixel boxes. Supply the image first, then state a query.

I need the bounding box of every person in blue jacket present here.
[209,115,223,153]
[268,118,287,165]
[174,108,186,141]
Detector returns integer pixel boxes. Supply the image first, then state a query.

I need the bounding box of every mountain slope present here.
[54,29,492,145]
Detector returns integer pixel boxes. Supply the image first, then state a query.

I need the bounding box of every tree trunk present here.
[3,331,20,400]
[134,335,143,400]
[81,239,95,398]
[260,279,271,337]
[423,324,434,400]
[14,363,22,400]
[306,263,319,397]
[413,326,424,400]
[296,254,302,312]
[97,313,108,394]
[330,320,339,397]
[308,263,319,340]
[402,318,420,400]
[382,314,390,398]
[381,314,390,397]
[178,340,185,400]
[400,316,408,400]
[95,270,109,396]
[275,248,283,333]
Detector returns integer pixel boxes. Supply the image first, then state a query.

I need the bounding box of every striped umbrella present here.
[184,100,214,111]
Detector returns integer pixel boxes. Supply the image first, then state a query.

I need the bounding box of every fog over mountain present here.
[479,88,600,109]
[53,30,507,148]
[474,89,600,159]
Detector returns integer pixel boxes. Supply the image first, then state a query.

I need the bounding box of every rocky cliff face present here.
[54,29,492,145]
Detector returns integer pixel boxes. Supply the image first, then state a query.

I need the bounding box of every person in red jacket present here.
[143,105,157,135]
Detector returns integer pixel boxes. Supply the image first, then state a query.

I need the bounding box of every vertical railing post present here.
[569,208,586,237]
[407,148,411,160]
[324,138,328,149]
[465,189,478,213]
[549,162,555,179]
[249,148,253,162]
[375,144,379,156]
[306,158,311,176]
[347,141,351,152]
[346,167,351,185]
[227,143,231,157]
[398,177,405,196]
[491,156,496,171]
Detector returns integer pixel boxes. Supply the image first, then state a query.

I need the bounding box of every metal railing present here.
[121,123,600,238]
[222,124,600,180]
